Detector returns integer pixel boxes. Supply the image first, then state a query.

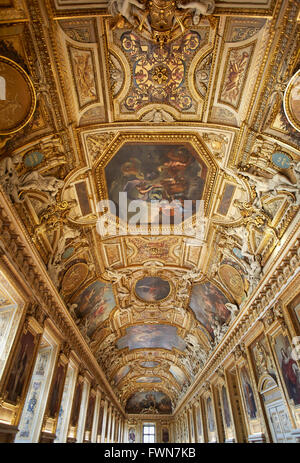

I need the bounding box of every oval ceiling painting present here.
[135,276,170,302]
[271,151,291,169]
[136,377,162,383]
[61,262,89,295]
[140,361,160,368]
[0,56,36,135]
[125,391,172,414]
[218,263,245,304]
[189,281,231,338]
[284,69,300,132]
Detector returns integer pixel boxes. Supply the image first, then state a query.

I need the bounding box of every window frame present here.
[142,423,156,443]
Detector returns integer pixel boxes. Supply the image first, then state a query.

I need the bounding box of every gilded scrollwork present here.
[0,0,299,426]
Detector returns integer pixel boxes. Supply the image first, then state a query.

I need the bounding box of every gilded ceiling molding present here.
[1,0,299,419]
[24,0,77,167]
[0,0,29,22]
[239,0,300,165]
[0,186,125,416]
[213,0,276,17]
[174,217,300,415]
[0,56,36,136]
[283,69,300,133]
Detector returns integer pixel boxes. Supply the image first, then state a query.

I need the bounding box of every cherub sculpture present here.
[240,170,300,207]
[108,0,146,28]
[225,302,239,323]
[177,0,215,24]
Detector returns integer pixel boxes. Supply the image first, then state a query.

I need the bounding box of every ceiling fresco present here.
[113,365,131,385]
[116,324,187,351]
[189,281,231,338]
[135,277,171,302]
[104,142,208,224]
[125,391,172,414]
[71,279,116,336]
[0,0,299,415]
[135,377,162,383]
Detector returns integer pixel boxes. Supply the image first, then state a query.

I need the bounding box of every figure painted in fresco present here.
[49,364,65,418]
[73,280,115,336]
[169,365,187,385]
[71,51,97,100]
[279,345,300,405]
[206,397,215,432]
[189,281,231,338]
[105,143,207,224]
[85,396,95,432]
[162,427,169,443]
[140,361,159,368]
[117,324,186,351]
[240,367,257,420]
[70,383,83,427]
[222,385,231,428]
[128,428,136,443]
[5,331,35,404]
[125,391,172,414]
[136,376,161,383]
[196,407,202,437]
[114,365,130,385]
[135,276,170,301]
[76,284,108,317]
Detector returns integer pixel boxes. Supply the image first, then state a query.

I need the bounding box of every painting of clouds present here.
[116,324,186,351]
[113,365,130,385]
[140,361,160,368]
[169,365,187,385]
[136,377,162,383]
[135,277,170,302]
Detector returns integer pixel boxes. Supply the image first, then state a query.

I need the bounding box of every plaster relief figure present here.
[177,1,215,24]
[240,170,300,206]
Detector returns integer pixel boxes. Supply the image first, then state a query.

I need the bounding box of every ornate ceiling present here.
[0,0,299,416]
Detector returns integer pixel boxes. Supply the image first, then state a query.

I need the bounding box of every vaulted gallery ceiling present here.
[0,0,299,416]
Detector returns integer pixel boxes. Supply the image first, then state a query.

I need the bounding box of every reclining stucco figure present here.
[177,0,215,24]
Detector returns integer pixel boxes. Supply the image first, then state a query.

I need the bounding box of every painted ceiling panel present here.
[125,391,172,414]
[1,0,299,416]
[72,280,116,336]
[116,325,187,351]
[104,142,208,224]
[189,281,231,337]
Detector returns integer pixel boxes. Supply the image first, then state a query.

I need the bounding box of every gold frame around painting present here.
[0,56,36,135]
[284,69,300,133]
[93,132,218,235]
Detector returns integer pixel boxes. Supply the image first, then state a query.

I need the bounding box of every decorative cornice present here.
[174,215,300,415]
[0,187,125,417]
